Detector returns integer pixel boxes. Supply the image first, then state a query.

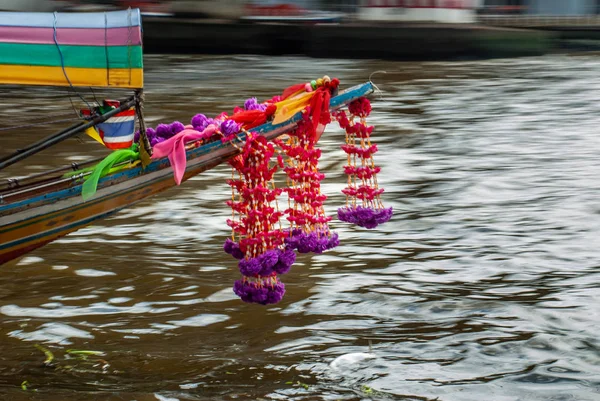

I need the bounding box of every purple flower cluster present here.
[135,113,241,149]
[220,119,242,137]
[337,206,393,229]
[233,277,285,305]
[238,248,296,276]
[191,114,215,131]
[223,238,244,259]
[284,229,340,254]
[224,239,297,276]
[244,97,267,112]
[134,121,186,147]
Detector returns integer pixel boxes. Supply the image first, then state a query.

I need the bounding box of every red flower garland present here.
[334,97,393,229]
[225,133,292,305]
[274,76,341,254]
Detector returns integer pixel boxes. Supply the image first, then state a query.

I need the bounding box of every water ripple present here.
[1,54,600,400]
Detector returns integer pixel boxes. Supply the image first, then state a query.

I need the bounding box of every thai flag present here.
[96,108,136,150]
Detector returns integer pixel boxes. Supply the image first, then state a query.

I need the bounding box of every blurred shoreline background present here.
[4,0,600,60]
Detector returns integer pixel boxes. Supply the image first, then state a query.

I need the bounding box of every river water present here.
[1,54,599,400]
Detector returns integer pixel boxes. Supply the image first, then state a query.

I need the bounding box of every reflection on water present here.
[1,54,600,400]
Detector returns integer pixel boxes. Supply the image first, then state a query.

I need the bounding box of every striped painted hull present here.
[0,82,374,265]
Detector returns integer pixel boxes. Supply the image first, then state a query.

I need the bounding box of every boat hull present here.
[0,146,232,265]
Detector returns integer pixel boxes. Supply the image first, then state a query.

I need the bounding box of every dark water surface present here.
[1,55,600,400]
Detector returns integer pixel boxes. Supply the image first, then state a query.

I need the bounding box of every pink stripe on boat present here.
[0,26,142,46]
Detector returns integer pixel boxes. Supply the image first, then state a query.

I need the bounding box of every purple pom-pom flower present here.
[244,97,267,112]
[314,236,330,254]
[284,234,299,250]
[150,136,164,147]
[223,238,235,254]
[259,249,279,268]
[223,239,245,260]
[155,123,171,139]
[266,280,286,304]
[257,250,279,276]
[327,232,340,249]
[252,286,269,304]
[297,232,318,254]
[233,280,254,303]
[191,114,213,131]
[170,121,185,135]
[273,249,296,275]
[375,207,393,224]
[220,119,241,137]
[231,247,244,260]
[244,97,259,110]
[238,257,262,276]
[136,127,158,144]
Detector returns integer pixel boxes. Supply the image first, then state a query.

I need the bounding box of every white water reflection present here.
[9,322,94,345]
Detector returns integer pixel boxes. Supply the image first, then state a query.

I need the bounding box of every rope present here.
[127,7,133,86]
[104,12,110,87]
[368,70,386,100]
[89,86,102,109]
[53,12,93,110]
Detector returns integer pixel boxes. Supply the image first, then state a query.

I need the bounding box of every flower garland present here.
[334,98,393,229]
[132,80,390,305]
[224,77,342,304]
[276,119,339,254]
[224,131,294,305]
[272,76,341,255]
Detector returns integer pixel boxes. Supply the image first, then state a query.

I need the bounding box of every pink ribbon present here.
[151,125,217,185]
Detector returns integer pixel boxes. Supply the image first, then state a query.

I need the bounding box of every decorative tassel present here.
[275,77,341,254]
[276,129,339,254]
[225,130,293,305]
[334,97,392,229]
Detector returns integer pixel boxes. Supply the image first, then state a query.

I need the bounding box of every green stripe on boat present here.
[0,43,143,69]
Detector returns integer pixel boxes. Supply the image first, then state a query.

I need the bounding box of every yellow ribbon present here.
[272,90,315,125]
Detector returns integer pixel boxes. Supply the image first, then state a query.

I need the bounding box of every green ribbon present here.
[81,148,139,201]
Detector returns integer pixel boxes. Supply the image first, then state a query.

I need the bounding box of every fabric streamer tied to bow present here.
[229,105,277,130]
[151,126,217,185]
[82,147,139,201]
